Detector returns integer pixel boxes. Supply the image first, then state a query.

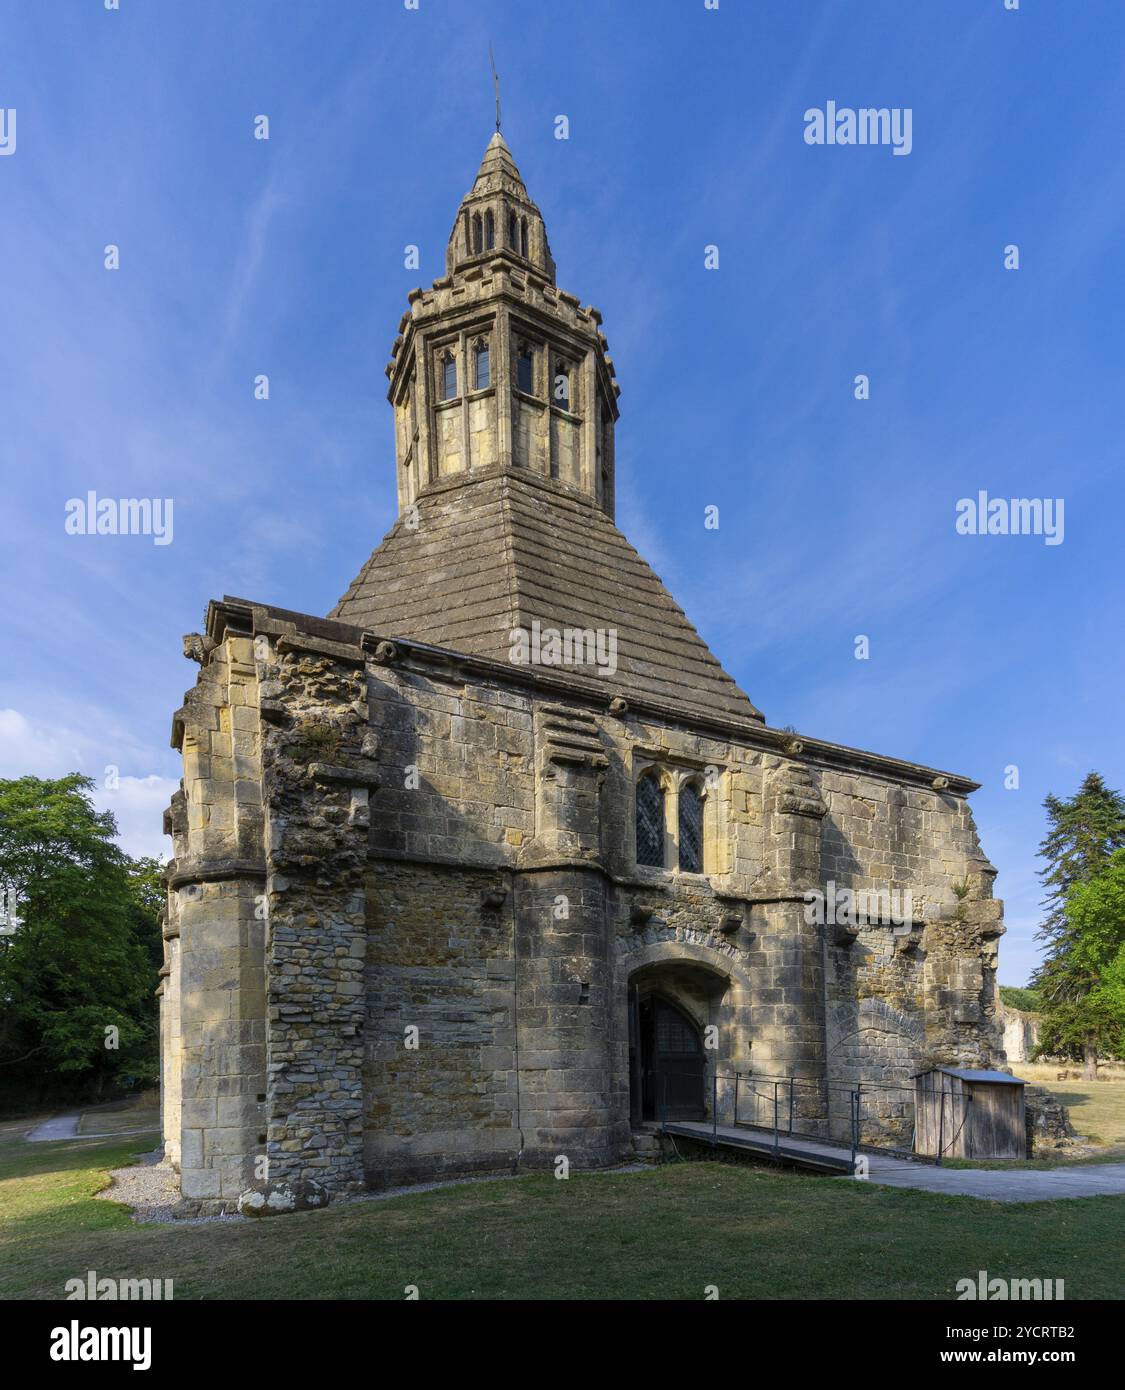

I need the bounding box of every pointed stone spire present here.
[473,131,524,192]
[445,133,556,282]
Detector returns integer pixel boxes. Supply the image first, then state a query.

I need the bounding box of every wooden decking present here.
[661,1121,857,1173]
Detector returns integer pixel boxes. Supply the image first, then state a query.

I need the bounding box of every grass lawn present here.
[2,1123,1124,1300]
[1015,1063,1125,1154]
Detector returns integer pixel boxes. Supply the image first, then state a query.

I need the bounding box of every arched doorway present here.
[630,990,706,1122]
[620,946,745,1130]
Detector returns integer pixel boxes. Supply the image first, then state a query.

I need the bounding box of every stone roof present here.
[330,469,763,723]
[471,131,525,194]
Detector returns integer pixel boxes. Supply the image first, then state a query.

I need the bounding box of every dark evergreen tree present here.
[1036,772,1125,944]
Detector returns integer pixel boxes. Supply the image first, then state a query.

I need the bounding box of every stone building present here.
[158,133,1007,1212]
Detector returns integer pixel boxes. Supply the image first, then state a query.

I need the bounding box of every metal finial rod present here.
[489,43,501,132]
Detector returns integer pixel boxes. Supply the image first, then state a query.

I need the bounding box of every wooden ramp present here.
[662,1121,857,1174]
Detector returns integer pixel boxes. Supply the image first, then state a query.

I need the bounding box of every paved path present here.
[855,1157,1125,1202]
[664,1120,1125,1201]
[25,1112,80,1142]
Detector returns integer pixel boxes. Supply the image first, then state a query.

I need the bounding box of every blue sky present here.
[1,0,1122,986]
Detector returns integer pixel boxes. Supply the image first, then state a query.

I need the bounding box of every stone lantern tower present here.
[385,133,621,520]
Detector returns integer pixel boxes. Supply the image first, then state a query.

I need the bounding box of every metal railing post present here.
[850,1090,859,1170]
[788,1077,795,1135]
[659,1071,667,1134]
[936,1082,944,1166]
[734,1072,740,1127]
[712,1071,718,1146]
[773,1080,780,1154]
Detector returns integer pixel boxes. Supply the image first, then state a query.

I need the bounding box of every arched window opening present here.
[508,211,518,249]
[517,346,534,395]
[440,352,457,402]
[636,774,665,868]
[520,217,529,258]
[472,213,483,254]
[553,361,571,409]
[473,340,490,391]
[678,782,704,874]
[484,210,495,250]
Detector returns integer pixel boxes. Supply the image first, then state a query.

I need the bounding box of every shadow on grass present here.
[4,1142,1125,1300]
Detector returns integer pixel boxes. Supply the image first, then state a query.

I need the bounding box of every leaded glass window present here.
[474,341,490,391]
[679,783,704,873]
[440,353,456,401]
[636,775,665,868]
[517,348,534,395]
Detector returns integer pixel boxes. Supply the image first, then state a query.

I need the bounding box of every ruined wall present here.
[256,635,374,1200]
[821,773,1004,1105]
[156,932,181,1168]
[352,651,1004,1168]
[364,860,520,1187]
[1000,1003,1040,1064]
[166,630,268,1209]
[163,605,1006,1202]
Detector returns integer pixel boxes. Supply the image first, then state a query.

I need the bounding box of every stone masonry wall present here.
[164,609,1006,1198]
[166,629,268,1210]
[364,860,520,1187]
[256,635,375,1200]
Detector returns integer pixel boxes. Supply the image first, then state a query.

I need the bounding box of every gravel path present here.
[94,1149,230,1225]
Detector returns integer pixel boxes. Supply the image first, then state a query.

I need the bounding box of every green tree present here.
[1032,773,1125,1078]
[0,775,162,1111]
[999,984,1042,1013]
[1034,851,1125,1073]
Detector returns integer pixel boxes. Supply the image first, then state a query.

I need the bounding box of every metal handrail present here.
[649,1067,972,1165]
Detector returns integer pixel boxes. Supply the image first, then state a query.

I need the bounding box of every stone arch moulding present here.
[829,997,924,1052]
[616,939,745,994]
[618,940,751,1127]
[827,998,925,1148]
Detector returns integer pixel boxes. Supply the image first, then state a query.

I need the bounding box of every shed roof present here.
[913,1067,1026,1085]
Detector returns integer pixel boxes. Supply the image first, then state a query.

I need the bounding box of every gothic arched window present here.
[484,210,495,250]
[636,774,665,868]
[472,213,483,255]
[517,345,534,395]
[508,211,518,249]
[440,352,457,401]
[473,340,490,391]
[520,217,529,258]
[678,782,704,874]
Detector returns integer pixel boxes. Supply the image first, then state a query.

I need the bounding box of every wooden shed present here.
[913,1067,1026,1160]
